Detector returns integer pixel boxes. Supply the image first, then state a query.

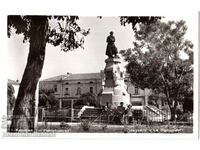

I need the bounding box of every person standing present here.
[116,102,126,124]
[125,104,133,125]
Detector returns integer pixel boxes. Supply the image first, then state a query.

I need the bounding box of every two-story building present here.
[39,72,151,109]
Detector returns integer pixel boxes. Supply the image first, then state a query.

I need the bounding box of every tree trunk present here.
[169,101,178,121]
[163,85,177,121]
[10,16,49,132]
[170,107,176,121]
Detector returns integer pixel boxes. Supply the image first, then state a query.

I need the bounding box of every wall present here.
[40,79,102,98]
[39,75,151,107]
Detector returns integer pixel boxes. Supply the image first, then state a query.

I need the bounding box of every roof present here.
[41,75,69,82]
[66,73,101,80]
[8,79,20,85]
[41,72,102,82]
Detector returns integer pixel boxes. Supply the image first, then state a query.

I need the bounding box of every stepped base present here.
[101,86,130,108]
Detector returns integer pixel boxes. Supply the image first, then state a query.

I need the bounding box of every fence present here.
[131,109,193,125]
[38,107,81,122]
[38,107,193,126]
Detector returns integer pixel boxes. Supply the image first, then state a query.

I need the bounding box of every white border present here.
[0,0,199,141]
[199,11,200,139]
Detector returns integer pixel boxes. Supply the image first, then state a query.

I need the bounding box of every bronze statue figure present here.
[106,31,118,58]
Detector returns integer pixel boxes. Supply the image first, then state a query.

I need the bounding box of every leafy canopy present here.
[121,20,193,103]
[120,16,162,30]
[8,16,90,52]
[39,88,58,108]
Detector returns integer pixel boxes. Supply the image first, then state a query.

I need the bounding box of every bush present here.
[60,122,70,130]
[39,88,59,109]
[80,120,91,132]
[133,110,143,122]
[102,124,107,132]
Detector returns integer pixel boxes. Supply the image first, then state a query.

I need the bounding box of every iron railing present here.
[38,107,193,126]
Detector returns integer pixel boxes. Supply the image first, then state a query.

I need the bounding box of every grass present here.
[36,122,193,133]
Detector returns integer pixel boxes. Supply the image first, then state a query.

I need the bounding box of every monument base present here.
[101,85,130,108]
[101,56,130,108]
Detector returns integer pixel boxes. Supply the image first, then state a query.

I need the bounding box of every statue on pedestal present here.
[102,31,130,108]
[106,31,118,58]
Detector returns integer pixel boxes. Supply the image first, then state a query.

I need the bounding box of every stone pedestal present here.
[101,57,130,108]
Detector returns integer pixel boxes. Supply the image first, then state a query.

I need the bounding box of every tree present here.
[74,92,98,107]
[120,16,161,30]
[148,94,160,108]
[8,16,89,132]
[39,88,58,109]
[120,20,193,121]
[7,16,160,132]
[182,91,193,113]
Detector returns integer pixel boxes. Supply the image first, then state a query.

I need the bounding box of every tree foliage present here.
[7,15,89,132]
[8,15,90,51]
[39,88,58,109]
[120,16,162,30]
[7,16,162,131]
[75,92,98,107]
[120,20,193,120]
[182,91,193,113]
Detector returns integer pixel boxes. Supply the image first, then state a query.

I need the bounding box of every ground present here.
[36,122,193,133]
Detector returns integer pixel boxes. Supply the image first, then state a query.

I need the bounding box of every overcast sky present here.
[7,16,196,81]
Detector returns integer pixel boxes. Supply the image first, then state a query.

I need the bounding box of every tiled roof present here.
[41,75,69,82]
[8,79,20,85]
[41,72,102,82]
[66,73,101,80]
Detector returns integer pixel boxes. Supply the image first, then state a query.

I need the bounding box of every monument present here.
[101,31,130,108]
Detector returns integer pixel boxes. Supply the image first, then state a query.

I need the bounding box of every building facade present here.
[7,79,20,116]
[8,79,20,99]
[39,72,151,109]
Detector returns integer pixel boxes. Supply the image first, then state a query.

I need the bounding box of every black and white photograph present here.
[6,15,195,134]
[1,1,200,150]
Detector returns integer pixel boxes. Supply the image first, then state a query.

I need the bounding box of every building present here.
[40,72,103,108]
[39,72,151,109]
[8,79,20,98]
[7,79,20,116]
[124,75,151,106]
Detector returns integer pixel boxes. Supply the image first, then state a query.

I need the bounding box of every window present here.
[54,84,57,92]
[90,87,93,94]
[77,82,81,84]
[77,87,81,95]
[135,86,139,95]
[132,101,142,106]
[89,81,94,84]
[65,88,69,95]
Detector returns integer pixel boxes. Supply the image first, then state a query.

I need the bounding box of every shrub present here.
[80,120,91,132]
[102,124,107,132]
[60,122,70,130]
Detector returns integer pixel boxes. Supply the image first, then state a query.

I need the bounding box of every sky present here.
[7,16,196,81]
